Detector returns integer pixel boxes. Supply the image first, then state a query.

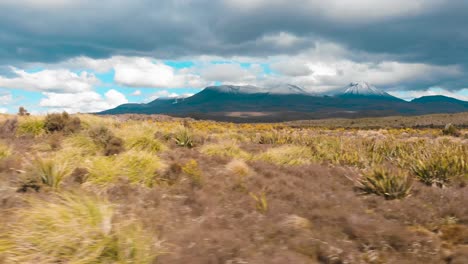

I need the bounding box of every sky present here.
[0,0,468,114]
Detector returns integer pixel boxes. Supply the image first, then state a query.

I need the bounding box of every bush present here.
[357,168,412,200]
[0,194,161,263]
[44,112,81,134]
[88,125,124,156]
[442,123,461,137]
[105,137,125,156]
[0,118,18,137]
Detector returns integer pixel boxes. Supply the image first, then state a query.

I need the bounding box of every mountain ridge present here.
[99,83,468,122]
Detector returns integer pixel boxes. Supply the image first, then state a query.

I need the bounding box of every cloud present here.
[131,90,142,96]
[389,88,468,101]
[0,0,464,69]
[0,92,13,105]
[145,90,180,102]
[0,67,98,93]
[39,89,128,113]
[114,58,176,88]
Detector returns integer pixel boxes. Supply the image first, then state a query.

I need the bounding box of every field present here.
[0,113,467,263]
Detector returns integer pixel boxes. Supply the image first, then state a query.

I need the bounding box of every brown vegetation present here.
[0,112,467,263]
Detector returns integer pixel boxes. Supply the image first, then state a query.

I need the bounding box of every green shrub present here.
[357,168,412,199]
[44,112,81,134]
[0,194,162,263]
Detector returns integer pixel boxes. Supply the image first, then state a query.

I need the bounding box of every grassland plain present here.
[0,113,467,263]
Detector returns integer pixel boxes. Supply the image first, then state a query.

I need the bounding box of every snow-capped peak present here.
[205,84,312,95]
[341,82,391,97]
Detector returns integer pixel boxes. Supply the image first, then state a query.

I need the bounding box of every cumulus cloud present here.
[39,89,128,113]
[0,68,98,93]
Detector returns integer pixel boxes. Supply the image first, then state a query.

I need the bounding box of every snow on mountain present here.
[205,84,313,95]
[340,81,392,97]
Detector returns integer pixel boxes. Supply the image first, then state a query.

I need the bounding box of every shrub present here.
[357,168,412,200]
[105,137,125,156]
[174,128,194,148]
[88,125,124,156]
[16,117,45,137]
[44,112,81,134]
[442,123,461,137]
[0,194,161,263]
[0,118,18,137]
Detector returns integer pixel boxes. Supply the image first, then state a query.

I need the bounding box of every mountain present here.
[335,81,395,98]
[100,83,468,122]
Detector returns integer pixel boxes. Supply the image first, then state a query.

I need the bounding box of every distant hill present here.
[99,83,468,122]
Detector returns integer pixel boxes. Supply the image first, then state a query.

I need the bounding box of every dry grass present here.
[0,193,162,263]
[0,113,467,263]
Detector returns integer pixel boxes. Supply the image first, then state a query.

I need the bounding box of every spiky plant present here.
[358,168,413,200]
[174,128,194,148]
[33,158,71,189]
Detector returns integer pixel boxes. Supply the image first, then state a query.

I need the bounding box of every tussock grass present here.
[357,168,413,199]
[182,159,203,186]
[87,150,164,186]
[0,142,11,159]
[127,134,165,153]
[16,117,45,137]
[201,141,251,160]
[226,159,251,177]
[256,145,313,165]
[32,158,71,189]
[0,193,161,263]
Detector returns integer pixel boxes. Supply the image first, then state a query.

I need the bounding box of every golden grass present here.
[87,150,164,187]
[201,141,251,160]
[256,145,313,165]
[0,193,161,263]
